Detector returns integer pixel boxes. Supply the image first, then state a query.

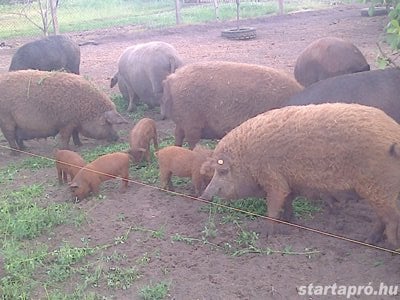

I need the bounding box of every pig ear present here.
[104,110,128,124]
[200,160,212,175]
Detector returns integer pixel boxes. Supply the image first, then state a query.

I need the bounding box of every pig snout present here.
[107,130,120,142]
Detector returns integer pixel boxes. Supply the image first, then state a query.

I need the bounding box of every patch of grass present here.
[81,142,129,162]
[292,196,322,219]
[0,184,84,240]
[0,0,331,39]
[203,195,321,223]
[0,165,19,184]
[19,155,55,170]
[106,266,141,289]
[139,281,170,300]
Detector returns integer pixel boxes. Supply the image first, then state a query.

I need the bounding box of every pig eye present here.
[217,168,228,176]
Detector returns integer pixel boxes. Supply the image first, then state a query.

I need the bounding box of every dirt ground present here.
[0,4,399,299]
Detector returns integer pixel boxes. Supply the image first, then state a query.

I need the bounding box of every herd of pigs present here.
[1,34,400,250]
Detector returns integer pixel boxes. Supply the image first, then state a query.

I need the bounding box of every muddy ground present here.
[0,4,399,299]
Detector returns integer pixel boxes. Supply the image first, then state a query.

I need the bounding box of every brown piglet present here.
[70,152,130,201]
[55,149,86,184]
[156,145,213,196]
[128,118,158,164]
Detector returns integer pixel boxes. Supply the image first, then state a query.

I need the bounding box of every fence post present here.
[175,0,181,24]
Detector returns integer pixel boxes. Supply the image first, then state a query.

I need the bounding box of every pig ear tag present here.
[217,159,224,165]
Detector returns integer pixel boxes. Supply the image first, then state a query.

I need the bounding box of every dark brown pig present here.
[161,61,302,149]
[9,35,81,74]
[128,118,158,164]
[111,41,183,112]
[201,103,400,249]
[70,152,130,201]
[294,37,370,87]
[0,70,127,154]
[156,145,213,196]
[55,149,86,184]
[287,68,400,122]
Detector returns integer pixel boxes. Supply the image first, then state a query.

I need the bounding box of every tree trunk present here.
[278,0,284,15]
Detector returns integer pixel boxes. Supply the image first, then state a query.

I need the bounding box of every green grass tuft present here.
[139,281,170,300]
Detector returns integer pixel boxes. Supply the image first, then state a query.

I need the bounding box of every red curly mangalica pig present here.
[161,61,302,149]
[128,118,158,164]
[55,149,86,184]
[156,145,213,196]
[201,103,400,249]
[70,152,130,201]
[0,70,127,154]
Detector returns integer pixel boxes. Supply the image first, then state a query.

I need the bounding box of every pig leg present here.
[153,133,159,151]
[59,125,76,149]
[72,129,82,146]
[1,125,19,154]
[145,146,151,163]
[160,169,174,191]
[57,167,63,184]
[185,128,202,150]
[174,126,185,147]
[120,167,129,193]
[266,183,291,235]
[127,90,139,113]
[368,202,400,248]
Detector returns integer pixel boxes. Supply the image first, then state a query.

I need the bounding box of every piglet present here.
[156,145,213,196]
[55,149,86,184]
[128,117,158,164]
[70,152,130,201]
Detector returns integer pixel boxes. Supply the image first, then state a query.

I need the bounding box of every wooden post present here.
[213,0,219,21]
[49,0,59,34]
[278,0,284,15]
[175,0,181,25]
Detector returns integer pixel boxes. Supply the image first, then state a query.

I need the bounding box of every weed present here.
[19,155,55,170]
[132,225,166,240]
[292,196,321,219]
[0,165,19,184]
[106,266,141,289]
[139,281,170,300]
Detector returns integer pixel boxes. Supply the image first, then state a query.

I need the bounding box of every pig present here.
[9,35,81,74]
[69,152,130,201]
[55,149,86,184]
[111,41,183,112]
[201,103,400,249]
[156,145,213,196]
[128,117,159,164]
[294,37,370,87]
[287,68,400,123]
[161,61,303,149]
[0,70,127,154]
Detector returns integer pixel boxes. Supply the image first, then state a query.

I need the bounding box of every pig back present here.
[167,61,302,138]
[214,103,400,192]
[287,68,400,123]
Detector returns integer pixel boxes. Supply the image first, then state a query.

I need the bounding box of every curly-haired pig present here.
[69,152,130,201]
[160,61,303,149]
[0,70,127,154]
[201,103,400,249]
[287,68,400,123]
[156,145,213,196]
[111,41,183,112]
[294,37,370,87]
[55,149,86,184]
[9,35,80,74]
[128,117,158,164]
